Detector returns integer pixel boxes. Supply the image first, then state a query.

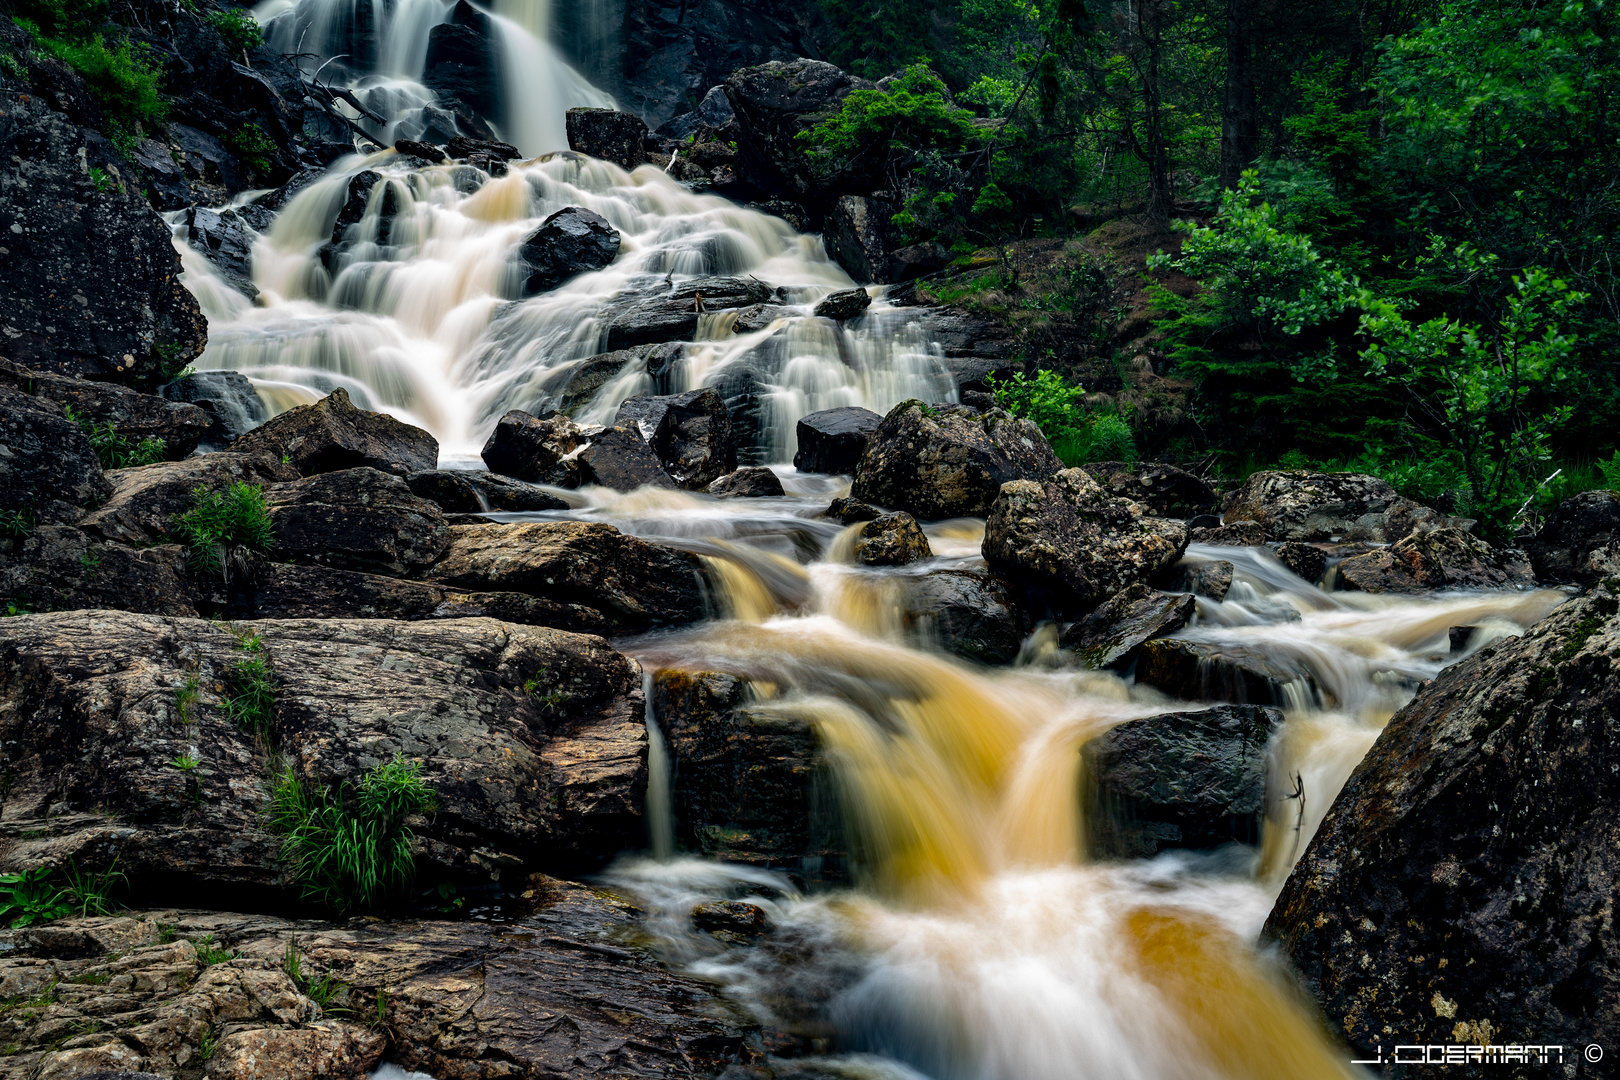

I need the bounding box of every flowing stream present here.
[181,5,1569,1077]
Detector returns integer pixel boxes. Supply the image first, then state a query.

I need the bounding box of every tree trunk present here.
[1137,0,1174,219]
[1219,0,1259,188]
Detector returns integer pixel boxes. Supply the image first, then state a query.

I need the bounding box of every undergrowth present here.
[172,482,273,577]
[63,405,165,470]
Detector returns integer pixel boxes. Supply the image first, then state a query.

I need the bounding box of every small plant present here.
[282,937,349,1012]
[86,165,115,193]
[1596,450,1620,492]
[205,8,263,55]
[68,971,111,986]
[197,1023,217,1061]
[223,633,276,738]
[158,922,177,943]
[193,934,235,966]
[63,405,166,470]
[172,482,273,577]
[227,122,277,175]
[79,547,101,580]
[0,867,71,927]
[370,989,388,1029]
[21,29,168,128]
[63,856,125,917]
[171,753,200,771]
[522,670,569,713]
[0,509,32,539]
[175,671,201,725]
[1086,414,1138,463]
[155,343,194,384]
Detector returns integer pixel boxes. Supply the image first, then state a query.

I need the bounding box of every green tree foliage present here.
[988,368,1138,464]
[206,8,263,55]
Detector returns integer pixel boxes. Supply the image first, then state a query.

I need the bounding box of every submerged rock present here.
[1271,541,1327,584]
[518,205,622,295]
[230,388,439,477]
[266,467,450,577]
[823,496,882,524]
[615,387,736,489]
[709,466,784,497]
[183,205,263,299]
[1527,488,1620,585]
[565,107,649,170]
[903,568,1025,664]
[1264,585,1612,1063]
[1223,470,1469,542]
[794,406,883,476]
[852,511,932,567]
[1335,527,1533,593]
[405,469,569,513]
[1170,557,1233,601]
[0,386,110,525]
[1135,638,1319,706]
[1062,583,1196,669]
[602,276,775,351]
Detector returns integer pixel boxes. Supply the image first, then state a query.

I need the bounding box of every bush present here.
[205,8,263,55]
[24,28,167,128]
[0,866,71,927]
[270,754,437,913]
[172,481,273,575]
[227,122,276,175]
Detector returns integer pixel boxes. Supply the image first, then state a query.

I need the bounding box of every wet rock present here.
[691,899,772,942]
[886,240,952,281]
[480,409,590,485]
[266,468,451,577]
[982,468,1189,616]
[0,387,111,525]
[577,426,677,492]
[565,108,649,170]
[327,169,391,247]
[1061,584,1196,670]
[793,406,883,476]
[1170,558,1233,601]
[615,387,737,489]
[77,454,297,547]
[709,467,784,498]
[1189,520,1265,546]
[730,302,800,333]
[405,469,569,513]
[1527,488,1620,585]
[444,134,522,173]
[0,359,209,460]
[0,611,648,894]
[182,205,261,300]
[422,0,500,122]
[230,388,439,477]
[813,288,872,320]
[1081,461,1218,519]
[0,97,206,386]
[724,59,875,207]
[518,206,622,295]
[0,527,196,618]
[532,344,682,416]
[1336,527,1533,594]
[653,669,845,881]
[602,276,775,351]
[1271,541,1326,584]
[1224,471,1470,542]
[825,195,898,284]
[1135,639,1319,706]
[161,370,267,448]
[824,497,882,524]
[1264,585,1615,1062]
[903,568,1024,664]
[1084,705,1282,859]
[854,402,1063,520]
[853,512,932,567]
[432,521,709,629]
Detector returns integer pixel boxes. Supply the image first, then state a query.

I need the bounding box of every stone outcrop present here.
[615,387,737,489]
[0,527,197,619]
[1527,488,1620,585]
[1170,557,1233,601]
[1271,541,1326,584]
[422,0,500,123]
[480,409,589,485]
[1061,584,1196,669]
[162,370,267,449]
[1265,585,1614,1063]
[1081,461,1218,520]
[230,389,439,477]
[405,469,569,513]
[0,359,209,460]
[851,512,932,567]
[78,454,298,547]
[602,276,775,351]
[1335,527,1534,594]
[0,386,110,525]
[1135,638,1318,706]
[517,206,622,295]
[824,195,898,283]
[723,59,873,208]
[265,468,451,577]
[793,406,883,476]
[1223,471,1469,542]
[565,108,649,170]
[853,402,1063,520]
[577,425,678,491]
[813,287,872,320]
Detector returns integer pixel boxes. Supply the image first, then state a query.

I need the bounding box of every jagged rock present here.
[529,344,682,416]
[0,611,648,896]
[432,522,709,629]
[724,59,873,208]
[182,206,261,299]
[1081,461,1218,519]
[691,899,772,940]
[812,288,872,320]
[444,134,522,175]
[1135,639,1319,706]
[793,406,883,476]
[1224,471,1470,542]
[405,470,569,513]
[327,169,394,247]
[518,206,622,295]
[1190,520,1266,546]
[730,303,800,333]
[1061,584,1196,669]
[77,454,298,547]
[422,0,500,122]
[602,276,775,351]
[615,387,736,489]
[1084,705,1282,859]
[824,195,898,284]
[0,527,196,618]
[1527,489,1620,585]
[1271,541,1327,584]
[853,512,932,567]
[0,359,209,460]
[982,468,1189,616]
[853,402,1062,520]
[565,108,649,170]
[903,568,1024,664]
[655,85,737,141]
[0,386,111,524]
[230,388,439,477]
[480,410,590,485]
[1171,558,1233,601]
[1264,585,1617,1063]
[652,669,845,881]
[709,467,784,497]
[0,97,206,386]
[823,497,881,524]
[1335,527,1534,594]
[577,426,677,492]
[160,370,266,448]
[394,138,445,161]
[266,468,450,577]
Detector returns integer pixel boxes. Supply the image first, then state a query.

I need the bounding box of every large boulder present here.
[528,343,685,417]
[230,388,439,477]
[793,406,882,476]
[577,426,677,492]
[182,205,263,300]
[1264,585,1615,1062]
[813,287,872,320]
[852,511,932,567]
[405,469,569,513]
[266,468,451,577]
[0,359,210,459]
[565,108,648,170]
[602,276,775,351]
[852,402,1063,519]
[1223,471,1468,542]
[161,370,267,448]
[982,468,1189,615]
[1084,705,1282,859]
[0,386,110,525]
[0,97,207,386]
[903,568,1025,664]
[432,522,709,629]
[77,453,298,547]
[824,195,898,284]
[480,409,589,485]
[0,612,648,898]
[709,466,784,498]
[421,0,500,122]
[1081,461,1218,520]
[723,59,873,208]
[1061,583,1196,669]
[517,206,622,295]
[1335,527,1534,593]
[615,387,736,489]
[1271,541,1327,584]
[1527,489,1620,585]
[0,526,196,618]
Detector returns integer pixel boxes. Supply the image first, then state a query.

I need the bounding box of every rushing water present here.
[189,6,1568,1078]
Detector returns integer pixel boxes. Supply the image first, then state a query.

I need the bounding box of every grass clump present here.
[221,630,276,738]
[63,856,124,917]
[172,482,273,576]
[270,754,436,914]
[63,405,166,470]
[0,510,33,539]
[226,121,276,175]
[282,937,348,1011]
[192,934,235,966]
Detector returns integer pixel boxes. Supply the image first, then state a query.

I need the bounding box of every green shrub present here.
[63,405,165,470]
[1085,414,1138,463]
[223,631,276,738]
[270,754,437,913]
[172,481,273,575]
[24,29,168,128]
[0,866,71,927]
[227,122,276,175]
[206,8,263,54]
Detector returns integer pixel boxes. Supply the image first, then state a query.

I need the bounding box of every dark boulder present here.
[481,410,589,485]
[577,426,677,492]
[1084,705,1282,859]
[0,527,196,618]
[812,288,872,320]
[432,521,709,629]
[0,359,210,460]
[709,467,784,497]
[982,468,1189,615]
[602,276,774,351]
[615,387,736,489]
[852,512,932,567]
[1061,584,1196,669]
[885,240,951,281]
[444,134,523,174]
[0,386,110,524]
[565,108,648,170]
[161,370,267,447]
[266,468,450,577]
[853,402,1063,520]
[530,344,682,416]
[1170,557,1233,601]
[518,206,622,295]
[422,0,500,123]
[1335,527,1534,594]
[1135,639,1318,706]
[1527,489,1620,585]
[793,406,882,476]
[230,388,439,477]
[77,454,298,548]
[1081,461,1218,519]
[1224,470,1470,542]
[1271,541,1326,584]
[182,206,262,300]
[824,195,898,284]
[394,138,446,162]
[903,568,1024,664]
[729,302,800,333]
[723,59,873,208]
[405,470,569,513]
[823,496,881,524]
[1264,585,1616,1063]
[328,169,395,247]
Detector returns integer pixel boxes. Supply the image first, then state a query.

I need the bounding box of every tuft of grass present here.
[173,482,273,577]
[63,405,166,470]
[197,1023,217,1061]
[283,937,350,1012]
[221,630,276,738]
[0,509,33,539]
[175,671,201,725]
[68,971,111,986]
[63,856,125,917]
[193,934,235,966]
[157,922,177,943]
[523,669,569,713]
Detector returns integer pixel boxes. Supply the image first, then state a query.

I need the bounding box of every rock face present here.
[1528,489,1620,585]
[0,97,206,386]
[1082,461,1218,519]
[824,195,897,283]
[480,409,589,485]
[813,287,872,320]
[182,205,265,299]
[0,386,110,524]
[0,359,210,459]
[0,612,648,898]
[266,468,451,577]
[853,402,1063,520]
[77,453,298,547]
[162,370,267,448]
[432,522,709,629]
[852,512,932,567]
[517,206,622,295]
[602,276,775,351]
[231,389,439,477]
[1264,585,1617,1063]
[724,59,873,208]
[565,108,649,170]
[1335,527,1533,593]
[1084,705,1282,859]
[577,426,677,492]
[709,466,784,497]
[615,387,737,489]
[1223,471,1467,542]
[405,469,569,513]
[422,0,500,122]
[982,468,1189,615]
[793,406,883,476]
[1061,584,1196,669]
[904,569,1025,664]
[0,527,197,618]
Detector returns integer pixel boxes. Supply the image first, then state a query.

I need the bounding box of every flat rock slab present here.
[1062,583,1195,669]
